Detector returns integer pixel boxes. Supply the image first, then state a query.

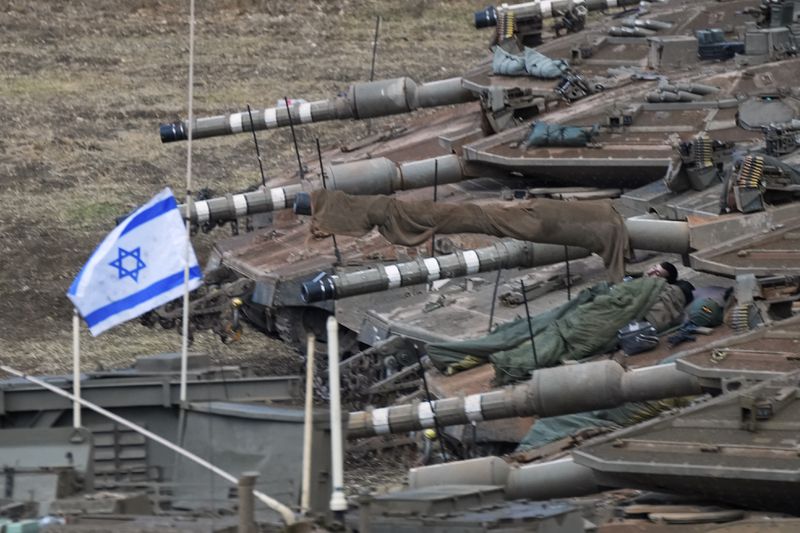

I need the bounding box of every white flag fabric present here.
[67,188,202,336]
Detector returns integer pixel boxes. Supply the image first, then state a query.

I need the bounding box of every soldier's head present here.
[646,261,678,284]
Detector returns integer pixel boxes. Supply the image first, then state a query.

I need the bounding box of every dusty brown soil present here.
[0,0,488,374]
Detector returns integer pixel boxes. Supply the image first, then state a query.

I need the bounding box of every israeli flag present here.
[67,188,202,336]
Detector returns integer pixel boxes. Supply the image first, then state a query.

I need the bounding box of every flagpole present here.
[72,308,81,427]
[180,0,196,405]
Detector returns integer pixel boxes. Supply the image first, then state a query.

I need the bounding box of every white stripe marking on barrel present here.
[418,402,435,427]
[195,201,210,223]
[423,258,441,281]
[463,250,480,275]
[229,112,243,133]
[270,188,286,209]
[385,265,401,289]
[298,102,313,123]
[372,408,390,434]
[264,108,277,128]
[464,394,484,422]
[540,0,553,18]
[233,194,247,216]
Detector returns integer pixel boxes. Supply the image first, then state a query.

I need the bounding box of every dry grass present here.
[0,0,489,374]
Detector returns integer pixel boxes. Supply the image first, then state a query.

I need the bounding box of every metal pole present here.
[430,158,439,258]
[301,334,315,514]
[367,15,381,136]
[488,269,502,333]
[369,15,381,82]
[72,309,81,428]
[238,471,259,533]
[564,245,572,301]
[520,280,539,369]
[0,364,296,525]
[246,103,267,188]
[326,317,348,514]
[284,96,305,179]
[316,137,342,264]
[180,0,196,406]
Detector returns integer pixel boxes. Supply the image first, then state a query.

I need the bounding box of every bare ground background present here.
[0,0,488,375]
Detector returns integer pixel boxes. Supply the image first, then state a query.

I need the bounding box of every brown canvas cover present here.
[310,190,631,281]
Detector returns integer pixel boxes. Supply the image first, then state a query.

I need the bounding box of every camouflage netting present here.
[310,190,631,281]
[427,278,686,385]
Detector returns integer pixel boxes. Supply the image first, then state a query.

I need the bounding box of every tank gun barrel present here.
[608,26,656,37]
[181,184,303,226]
[160,77,476,143]
[301,240,587,303]
[474,0,642,28]
[620,18,673,31]
[301,216,690,303]
[181,151,668,226]
[347,360,702,439]
[179,155,465,225]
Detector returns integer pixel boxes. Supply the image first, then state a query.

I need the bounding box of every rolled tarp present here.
[523,121,598,148]
[492,46,569,79]
[492,46,528,76]
[524,48,569,78]
[307,190,631,281]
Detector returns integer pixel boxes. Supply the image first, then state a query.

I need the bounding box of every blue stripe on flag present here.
[120,196,178,237]
[84,266,202,328]
[67,265,85,296]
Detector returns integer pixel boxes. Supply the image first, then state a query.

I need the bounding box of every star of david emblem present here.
[109,247,146,282]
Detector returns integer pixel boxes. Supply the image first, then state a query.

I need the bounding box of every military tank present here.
[148,0,800,374]
[359,352,800,533]
[330,313,800,532]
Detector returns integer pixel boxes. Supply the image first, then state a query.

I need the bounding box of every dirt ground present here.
[0,0,488,374]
